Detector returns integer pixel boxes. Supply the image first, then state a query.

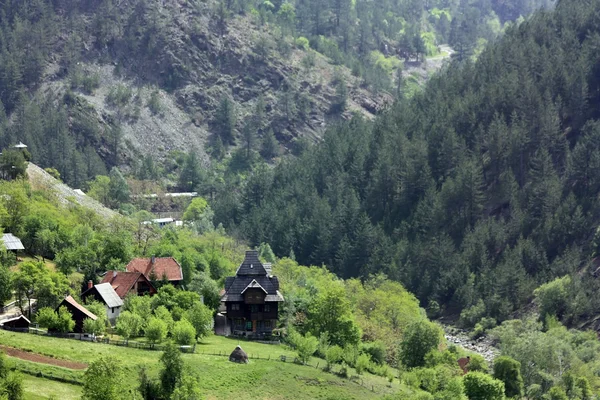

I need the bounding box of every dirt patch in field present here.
[0,345,88,370]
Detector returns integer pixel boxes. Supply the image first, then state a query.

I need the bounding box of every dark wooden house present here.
[220,250,284,337]
[55,296,98,333]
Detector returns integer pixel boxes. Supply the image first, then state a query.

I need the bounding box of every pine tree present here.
[215,96,237,145]
[260,129,279,160]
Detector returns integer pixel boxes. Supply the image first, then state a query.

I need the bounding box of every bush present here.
[146,318,168,344]
[460,299,486,328]
[361,341,387,365]
[289,331,318,364]
[493,356,523,398]
[147,90,162,115]
[400,320,442,369]
[295,37,309,50]
[533,276,571,320]
[463,372,505,400]
[173,319,196,345]
[325,345,343,370]
[355,353,370,375]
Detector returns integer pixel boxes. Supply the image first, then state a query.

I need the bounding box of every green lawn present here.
[0,330,397,399]
[21,375,81,400]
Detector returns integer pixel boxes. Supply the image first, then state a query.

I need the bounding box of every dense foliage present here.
[220,0,600,328]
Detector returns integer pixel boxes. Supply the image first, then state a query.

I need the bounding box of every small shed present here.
[229,345,249,364]
[0,315,30,330]
[55,295,97,333]
[1,233,24,252]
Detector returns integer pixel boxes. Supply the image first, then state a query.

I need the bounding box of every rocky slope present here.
[26,163,118,220]
[38,0,395,166]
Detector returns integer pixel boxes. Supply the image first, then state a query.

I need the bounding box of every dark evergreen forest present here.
[216,0,600,326]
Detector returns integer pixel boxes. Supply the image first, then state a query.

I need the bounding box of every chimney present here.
[113,271,117,279]
[87,280,93,290]
[151,255,156,265]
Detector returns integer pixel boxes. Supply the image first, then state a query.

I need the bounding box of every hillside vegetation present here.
[220,0,600,331]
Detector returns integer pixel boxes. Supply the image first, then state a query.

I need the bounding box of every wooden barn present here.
[55,296,97,333]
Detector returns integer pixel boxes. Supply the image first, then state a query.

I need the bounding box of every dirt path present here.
[0,345,88,370]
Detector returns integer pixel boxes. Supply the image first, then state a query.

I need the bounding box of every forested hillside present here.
[219,0,600,329]
[0,0,550,191]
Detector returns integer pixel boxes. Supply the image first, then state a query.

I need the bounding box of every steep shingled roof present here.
[126,257,183,282]
[221,250,284,302]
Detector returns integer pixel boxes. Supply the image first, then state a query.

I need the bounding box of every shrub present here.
[325,345,343,370]
[493,356,523,398]
[355,353,370,375]
[147,90,162,115]
[146,318,168,344]
[460,299,486,328]
[361,341,387,365]
[400,320,442,369]
[534,276,571,320]
[295,37,309,50]
[290,332,318,364]
[173,319,196,345]
[463,372,505,400]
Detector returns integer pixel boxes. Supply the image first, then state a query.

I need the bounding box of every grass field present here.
[0,330,397,399]
[21,375,82,400]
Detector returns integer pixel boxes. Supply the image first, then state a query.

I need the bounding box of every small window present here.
[264,320,271,328]
[231,303,240,311]
[111,307,115,313]
[246,321,252,330]
[264,304,270,312]
[251,305,258,313]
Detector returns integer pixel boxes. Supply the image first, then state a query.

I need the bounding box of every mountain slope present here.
[0,0,391,184]
[221,0,600,328]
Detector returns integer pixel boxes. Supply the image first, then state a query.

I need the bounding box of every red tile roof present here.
[62,296,97,320]
[126,257,183,282]
[101,271,147,299]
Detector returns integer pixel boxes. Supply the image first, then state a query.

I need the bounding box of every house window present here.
[251,305,258,313]
[264,320,271,328]
[264,304,270,312]
[246,321,252,330]
[231,303,240,311]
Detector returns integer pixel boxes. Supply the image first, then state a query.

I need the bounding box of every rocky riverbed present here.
[444,327,499,364]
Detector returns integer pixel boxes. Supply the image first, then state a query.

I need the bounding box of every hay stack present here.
[229,345,249,364]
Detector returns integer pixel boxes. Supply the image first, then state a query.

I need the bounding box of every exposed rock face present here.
[42,1,392,166]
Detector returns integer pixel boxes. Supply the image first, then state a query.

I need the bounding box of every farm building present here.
[81,282,124,323]
[1,233,24,252]
[0,314,30,330]
[101,271,157,299]
[55,296,97,334]
[220,250,284,338]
